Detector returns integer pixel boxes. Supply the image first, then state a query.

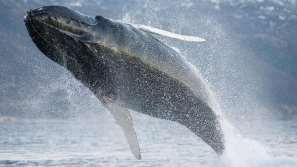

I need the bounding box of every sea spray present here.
[220,119,270,167]
[184,57,275,167]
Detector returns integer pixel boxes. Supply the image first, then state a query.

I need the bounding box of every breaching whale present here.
[24,6,224,159]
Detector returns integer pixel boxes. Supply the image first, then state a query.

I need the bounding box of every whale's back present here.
[93,21,216,110]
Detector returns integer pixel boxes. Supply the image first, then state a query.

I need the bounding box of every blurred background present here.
[0,0,296,166]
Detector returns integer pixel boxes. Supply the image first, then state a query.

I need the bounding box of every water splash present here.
[185,56,297,166]
[217,115,297,167]
[220,119,269,167]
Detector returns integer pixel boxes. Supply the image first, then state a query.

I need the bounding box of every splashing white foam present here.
[220,119,270,167]
[183,58,297,167]
[217,117,297,167]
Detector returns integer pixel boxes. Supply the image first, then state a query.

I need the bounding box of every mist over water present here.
[0,0,297,166]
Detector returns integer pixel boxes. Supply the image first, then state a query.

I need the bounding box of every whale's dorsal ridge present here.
[105,102,142,160]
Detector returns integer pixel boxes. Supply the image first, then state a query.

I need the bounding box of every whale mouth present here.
[25,6,95,39]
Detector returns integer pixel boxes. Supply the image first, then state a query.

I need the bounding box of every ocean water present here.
[0,111,296,167]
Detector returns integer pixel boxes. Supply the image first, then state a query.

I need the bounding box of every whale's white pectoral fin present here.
[133,24,206,43]
[105,103,141,160]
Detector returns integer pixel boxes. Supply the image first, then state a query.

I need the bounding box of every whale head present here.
[25,6,96,63]
[24,6,119,65]
[24,6,117,87]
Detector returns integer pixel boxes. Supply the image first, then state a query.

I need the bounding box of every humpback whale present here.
[24,6,224,159]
